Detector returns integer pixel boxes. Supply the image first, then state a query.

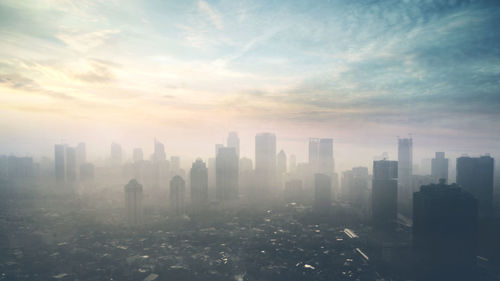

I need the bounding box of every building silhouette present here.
[372,160,398,229]
[431,152,448,182]
[110,142,122,166]
[413,181,478,280]
[456,155,494,216]
[341,167,369,208]
[397,138,413,212]
[170,175,186,215]
[133,148,144,163]
[216,147,239,202]
[319,138,334,175]
[153,139,166,162]
[54,144,66,182]
[314,173,331,212]
[190,158,208,207]
[76,142,86,165]
[124,179,143,226]
[308,138,320,171]
[65,147,78,182]
[255,133,276,193]
[227,132,240,157]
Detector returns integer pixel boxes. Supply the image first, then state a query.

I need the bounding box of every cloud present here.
[71,59,116,83]
[198,0,223,30]
[0,73,75,100]
[56,29,120,52]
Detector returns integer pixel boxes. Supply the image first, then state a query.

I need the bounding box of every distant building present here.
[190,159,208,207]
[110,142,122,166]
[255,133,276,193]
[76,142,86,165]
[170,156,182,177]
[153,140,166,162]
[431,152,448,182]
[216,147,239,202]
[314,173,331,212]
[342,167,369,208]
[413,181,478,280]
[309,138,334,175]
[372,160,398,229]
[65,147,78,182]
[277,150,287,175]
[289,154,297,174]
[124,179,143,226]
[227,132,240,157]
[54,144,66,182]
[80,163,95,181]
[133,148,144,163]
[170,175,186,215]
[398,138,413,212]
[284,179,303,203]
[457,155,494,215]
[239,157,254,197]
[6,156,35,179]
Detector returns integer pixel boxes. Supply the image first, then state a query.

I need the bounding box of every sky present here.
[0,0,499,171]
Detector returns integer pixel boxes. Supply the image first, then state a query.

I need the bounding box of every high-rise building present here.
[110,142,122,166]
[342,167,369,208]
[65,147,78,182]
[319,138,334,175]
[372,160,398,229]
[314,173,331,212]
[431,152,448,182]
[80,163,95,181]
[457,155,494,215]
[76,142,86,165]
[308,138,320,171]
[255,133,276,193]
[239,157,254,197]
[284,179,303,203]
[170,156,182,177]
[170,175,185,215]
[289,154,297,174]
[190,159,208,206]
[153,139,166,162]
[397,138,413,209]
[216,147,239,202]
[124,179,143,226]
[227,132,240,157]
[413,181,478,280]
[133,148,144,163]
[54,144,66,182]
[6,156,35,179]
[277,150,287,174]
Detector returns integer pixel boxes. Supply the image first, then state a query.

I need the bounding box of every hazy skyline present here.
[1,0,499,168]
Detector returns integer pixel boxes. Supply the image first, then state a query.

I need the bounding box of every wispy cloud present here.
[198,0,223,30]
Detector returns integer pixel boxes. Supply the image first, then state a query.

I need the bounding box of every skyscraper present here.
[65,147,78,182]
[124,179,143,226]
[456,155,494,215]
[110,142,122,166]
[133,148,144,163]
[153,139,166,162]
[76,142,86,165]
[372,160,398,229]
[276,150,287,175]
[227,132,240,157]
[54,144,66,182]
[255,133,276,193]
[314,173,332,212]
[431,152,448,182]
[342,167,369,207]
[308,138,320,172]
[397,138,413,209]
[216,147,239,202]
[413,181,478,280]
[319,138,334,175]
[190,158,208,207]
[170,175,186,215]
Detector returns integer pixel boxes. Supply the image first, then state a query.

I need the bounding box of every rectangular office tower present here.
[54,144,66,182]
[372,160,398,229]
[190,158,209,207]
[124,179,143,226]
[216,147,239,202]
[413,182,478,280]
[170,176,186,215]
[308,138,334,175]
[314,173,332,212]
[456,155,494,216]
[255,133,276,193]
[431,152,448,182]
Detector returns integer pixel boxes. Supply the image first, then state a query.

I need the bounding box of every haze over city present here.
[1,0,500,281]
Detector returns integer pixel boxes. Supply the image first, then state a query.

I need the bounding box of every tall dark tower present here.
[456,155,494,216]
[190,158,208,207]
[314,173,331,212]
[413,181,478,280]
[372,160,398,229]
[398,138,413,211]
[216,147,239,202]
[170,175,186,215]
